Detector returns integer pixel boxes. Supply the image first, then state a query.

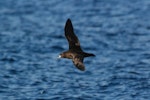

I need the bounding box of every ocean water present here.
[0,0,150,100]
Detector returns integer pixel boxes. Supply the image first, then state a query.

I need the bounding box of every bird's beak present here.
[57,55,61,58]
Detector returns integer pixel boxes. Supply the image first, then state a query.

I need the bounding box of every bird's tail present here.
[84,52,95,57]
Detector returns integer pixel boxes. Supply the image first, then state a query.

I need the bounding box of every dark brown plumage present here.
[58,19,95,71]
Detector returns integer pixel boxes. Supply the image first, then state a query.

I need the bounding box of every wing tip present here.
[67,18,71,22]
[80,67,85,71]
[76,64,85,71]
[66,18,72,26]
[65,18,74,33]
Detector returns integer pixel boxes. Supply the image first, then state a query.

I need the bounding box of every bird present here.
[58,18,95,71]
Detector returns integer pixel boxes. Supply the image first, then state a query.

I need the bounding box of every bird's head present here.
[58,53,65,58]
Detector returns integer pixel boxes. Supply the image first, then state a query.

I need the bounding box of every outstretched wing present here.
[72,55,85,71]
[64,19,82,51]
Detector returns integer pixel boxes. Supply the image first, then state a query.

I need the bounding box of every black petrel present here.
[58,19,95,71]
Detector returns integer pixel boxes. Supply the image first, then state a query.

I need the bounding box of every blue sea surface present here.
[0,0,150,100]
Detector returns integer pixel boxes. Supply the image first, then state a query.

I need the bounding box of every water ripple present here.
[0,0,150,99]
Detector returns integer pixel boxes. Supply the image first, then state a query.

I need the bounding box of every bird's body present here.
[59,19,95,71]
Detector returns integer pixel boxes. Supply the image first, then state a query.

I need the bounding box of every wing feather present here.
[64,19,82,51]
[72,55,85,71]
